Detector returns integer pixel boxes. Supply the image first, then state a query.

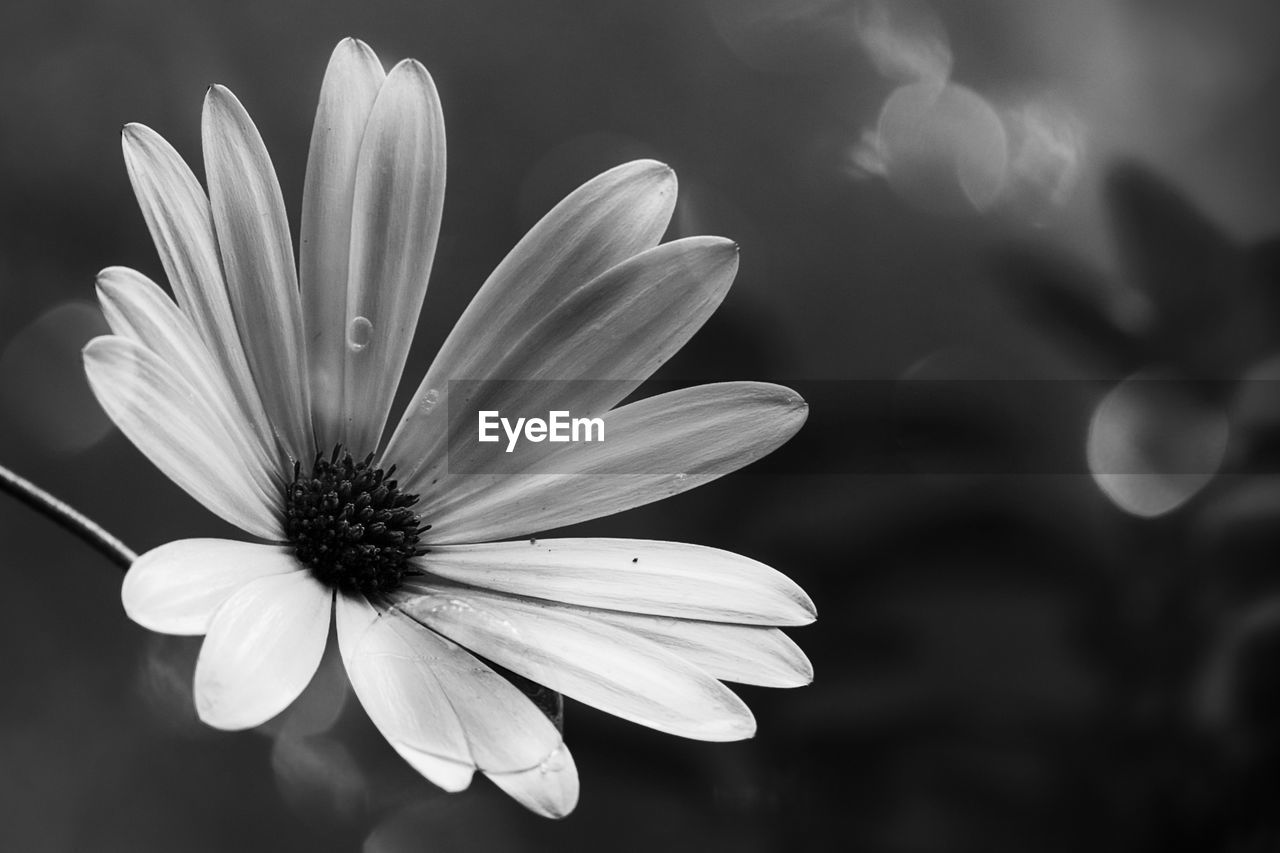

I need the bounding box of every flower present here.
[85,38,815,818]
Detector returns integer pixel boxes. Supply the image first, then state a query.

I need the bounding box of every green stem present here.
[0,463,136,570]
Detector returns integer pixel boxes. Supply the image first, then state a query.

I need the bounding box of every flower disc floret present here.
[284,446,426,595]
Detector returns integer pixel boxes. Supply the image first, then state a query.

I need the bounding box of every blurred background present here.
[3,0,1280,850]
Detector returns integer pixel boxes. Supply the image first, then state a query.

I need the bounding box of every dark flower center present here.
[283,446,428,596]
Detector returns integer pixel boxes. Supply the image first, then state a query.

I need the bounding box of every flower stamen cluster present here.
[284,446,427,595]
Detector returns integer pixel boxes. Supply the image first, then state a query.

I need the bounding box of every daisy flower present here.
[85,38,815,818]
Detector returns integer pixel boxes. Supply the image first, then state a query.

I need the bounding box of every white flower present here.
[85,38,814,818]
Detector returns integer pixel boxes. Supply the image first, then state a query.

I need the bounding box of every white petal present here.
[385,159,677,488]
[334,594,476,792]
[334,590,380,668]
[120,123,278,464]
[194,571,332,730]
[123,538,300,635]
[425,382,807,543]
[403,236,738,498]
[422,538,814,626]
[341,59,446,454]
[400,587,757,741]
[393,746,475,793]
[95,266,280,481]
[485,743,579,819]
[589,612,813,688]
[83,335,282,540]
[97,266,219,394]
[301,38,387,451]
[340,606,563,776]
[203,85,311,461]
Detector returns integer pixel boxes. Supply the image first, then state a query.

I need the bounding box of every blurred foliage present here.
[776,161,1280,852]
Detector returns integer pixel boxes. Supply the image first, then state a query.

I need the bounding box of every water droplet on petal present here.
[347,316,373,353]
[673,472,689,484]
[537,746,568,776]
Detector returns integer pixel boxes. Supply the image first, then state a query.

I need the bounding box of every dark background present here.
[3,1,1280,850]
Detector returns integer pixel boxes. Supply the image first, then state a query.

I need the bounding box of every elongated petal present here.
[485,744,579,819]
[400,587,756,741]
[401,236,738,496]
[84,336,281,539]
[424,382,807,543]
[301,38,387,451]
[341,59,446,453]
[395,746,475,793]
[334,590,380,667]
[385,159,678,486]
[422,538,813,626]
[123,539,300,635]
[336,591,466,770]
[97,266,219,392]
[203,85,311,460]
[588,612,813,687]
[342,609,563,776]
[194,571,332,730]
[121,123,277,458]
[335,591,481,788]
[95,266,280,479]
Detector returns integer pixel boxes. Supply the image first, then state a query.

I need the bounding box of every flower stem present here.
[0,462,136,571]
